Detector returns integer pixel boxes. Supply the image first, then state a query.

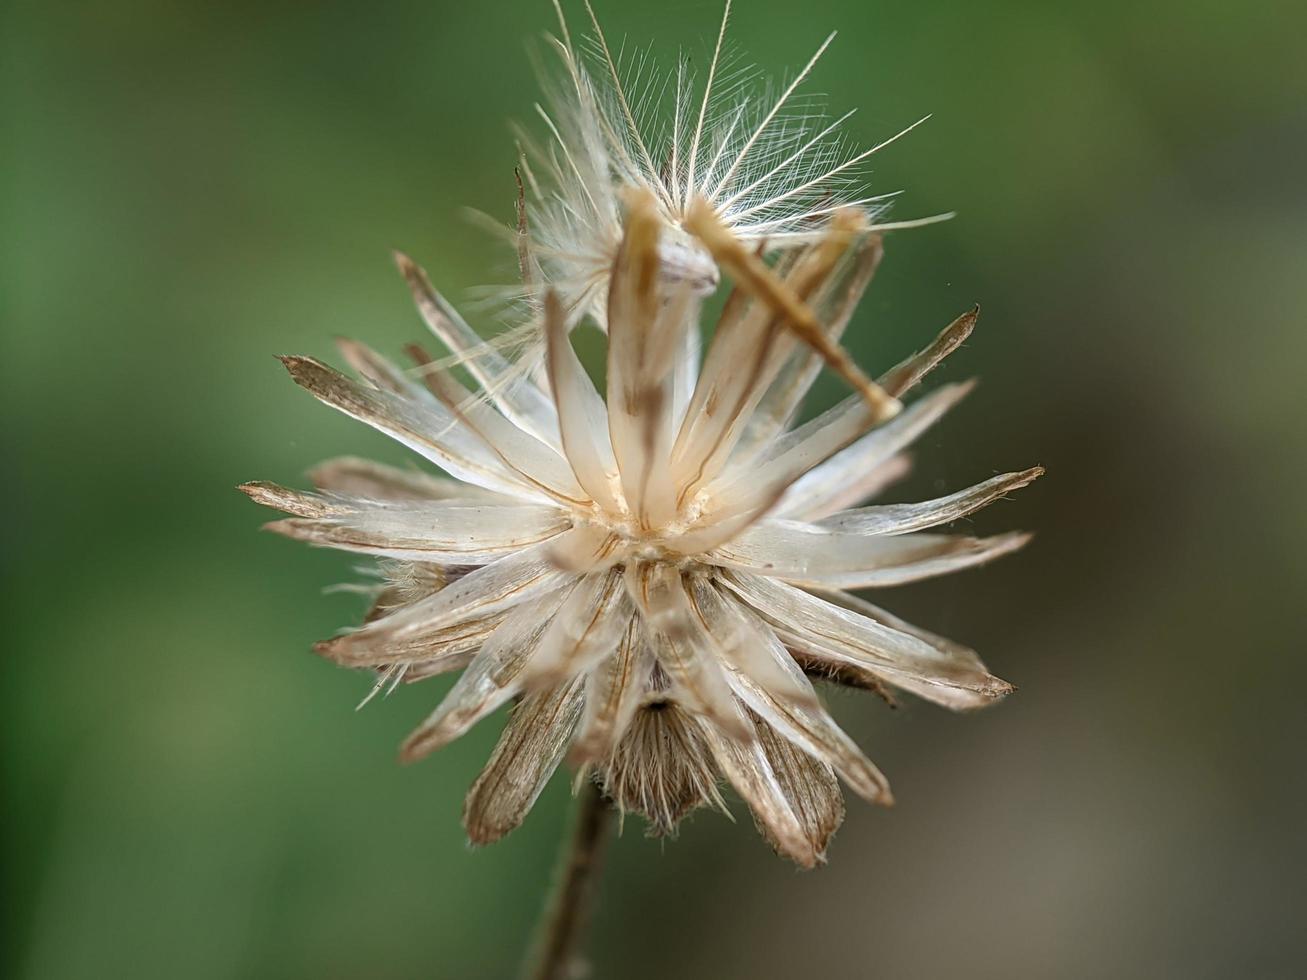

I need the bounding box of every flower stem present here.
[525,780,614,980]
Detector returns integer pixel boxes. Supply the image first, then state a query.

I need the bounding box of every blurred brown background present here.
[5,0,1304,977]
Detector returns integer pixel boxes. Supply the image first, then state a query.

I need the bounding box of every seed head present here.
[242,187,1038,866]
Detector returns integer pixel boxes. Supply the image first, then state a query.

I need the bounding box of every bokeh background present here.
[6,0,1305,977]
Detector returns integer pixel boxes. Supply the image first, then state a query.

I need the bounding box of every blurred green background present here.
[5,0,1305,977]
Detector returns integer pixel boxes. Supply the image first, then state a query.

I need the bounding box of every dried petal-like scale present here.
[243,192,1038,867]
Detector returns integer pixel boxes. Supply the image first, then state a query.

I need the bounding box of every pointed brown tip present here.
[397,736,432,766]
[236,480,270,499]
[394,252,442,307]
[463,794,522,847]
[277,354,339,392]
[954,306,979,331]
[987,677,1018,699]
[392,250,416,276]
[403,342,434,368]
[311,636,355,663]
[239,482,330,520]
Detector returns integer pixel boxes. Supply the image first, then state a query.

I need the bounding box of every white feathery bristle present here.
[515,0,938,330]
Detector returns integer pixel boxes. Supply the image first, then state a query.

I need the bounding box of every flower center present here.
[575,489,714,565]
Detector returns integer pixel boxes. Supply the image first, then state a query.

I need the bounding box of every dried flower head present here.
[242,190,1038,866]
[499,1,943,346]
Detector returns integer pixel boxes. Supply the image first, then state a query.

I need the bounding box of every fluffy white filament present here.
[511,0,949,332]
